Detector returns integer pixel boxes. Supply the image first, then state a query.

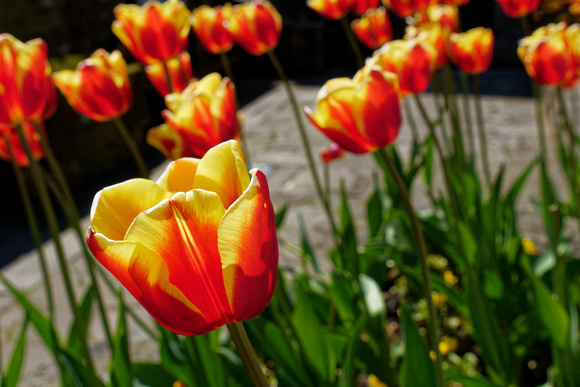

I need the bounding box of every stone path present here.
[0,81,569,385]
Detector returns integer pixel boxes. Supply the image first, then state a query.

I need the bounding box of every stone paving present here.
[0,81,570,385]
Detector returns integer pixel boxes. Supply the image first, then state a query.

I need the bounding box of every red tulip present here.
[448,27,494,74]
[496,0,540,18]
[352,7,393,50]
[0,122,46,167]
[307,0,352,20]
[352,0,381,16]
[145,52,193,97]
[405,23,449,68]
[382,0,436,18]
[320,143,346,163]
[191,4,235,54]
[87,141,278,336]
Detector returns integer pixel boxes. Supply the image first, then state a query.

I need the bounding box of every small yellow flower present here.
[368,374,388,387]
[439,336,459,356]
[443,270,459,286]
[522,237,537,255]
[431,291,448,308]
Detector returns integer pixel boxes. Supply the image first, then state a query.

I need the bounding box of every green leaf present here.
[217,347,252,387]
[400,303,436,387]
[159,327,193,386]
[67,285,95,356]
[483,270,504,300]
[339,314,368,387]
[447,374,498,387]
[132,363,176,387]
[359,274,385,319]
[330,273,357,324]
[275,203,289,228]
[61,348,104,387]
[340,180,359,276]
[4,317,28,387]
[296,212,321,274]
[186,334,225,387]
[291,287,335,382]
[367,174,383,238]
[458,221,477,265]
[110,292,132,387]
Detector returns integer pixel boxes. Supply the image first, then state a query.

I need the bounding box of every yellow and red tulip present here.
[448,27,494,74]
[147,73,241,159]
[53,49,133,122]
[304,65,401,154]
[423,4,458,33]
[86,140,278,336]
[307,0,352,20]
[145,51,193,97]
[518,22,576,86]
[565,24,580,85]
[440,0,469,5]
[352,7,393,50]
[319,142,346,163]
[112,0,191,64]
[191,4,235,55]
[381,0,436,18]
[405,23,449,68]
[371,38,437,96]
[0,34,56,129]
[352,0,381,15]
[495,0,540,18]
[226,0,282,56]
[0,122,46,167]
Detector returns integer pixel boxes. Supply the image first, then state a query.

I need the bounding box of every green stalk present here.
[220,51,236,85]
[266,50,339,242]
[376,147,445,387]
[340,16,365,68]
[112,116,149,178]
[14,124,100,387]
[162,60,174,95]
[443,65,466,167]
[520,15,532,36]
[227,322,269,387]
[403,97,420,164]
[33,123,114,350]
[431,72,451,153]
[459,72,476,162]
[323,162,331,208]
[472,74,491,187]
[533,83,548,165]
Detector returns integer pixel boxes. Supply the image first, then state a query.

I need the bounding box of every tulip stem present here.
[376,147,445,387]
[267,50,339,243]
[112,116,149,178]
[443,65,466,168]
[14,124,100,387]
[340,16,365,68]
[431,72,451,154]
[162,61,174,95]
[227,322,269,387]
[220,51,236,85]
[459,72,475,161]
[472,74,491,187]
[533,82,549,164]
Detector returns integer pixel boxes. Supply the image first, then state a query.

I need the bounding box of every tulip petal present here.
[218,169,278,321]
[90,179,171,240]
[193,140,250,209]
[87,229,212,335]
[156,157,200,194]
[124,190,234,328]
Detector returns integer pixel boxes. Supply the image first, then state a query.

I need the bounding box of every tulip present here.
[495,0,540,18]
[352,0,381,15]
[226,0,282,56]
[304,65,401,154]
[53,49,133,122]
[440,0,469,5]
[148,73,241,159]
[307,0,352,20]
[0,122,46,167]
[448,27,494,74]
[565,24,580,82]
[352,7,393,50]
[86,140,278,336]
[320,143,346,163]
[0,34,56,129]
[145,51,193,97]
[422,4,459,33]
[112,0,190,65]
[191,4,235,54]
[370,38,437,96]
[382,0,436,18]
[518,22,576,86]
[405,23,449,68]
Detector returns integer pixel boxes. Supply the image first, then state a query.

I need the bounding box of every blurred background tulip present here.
[112,0,190,64]
[495,0,541,18]
[145,51,193,97]
[86,141,278,336]
[305,65,401,154]
[0,122,47,167]
[319,142,346,163]
[191,4,235,55]
[307,0,352,20]
[352,7,393,49]
[371,38,437,96]
[147,73,241,159]
[226,0,282,56]
[448,27,494,74]
[352,0,380,16]
[518,22,576,86]
[421,4,458,33]
[381,0,436,18]
[53,49,133,122]
[405,23,449,68]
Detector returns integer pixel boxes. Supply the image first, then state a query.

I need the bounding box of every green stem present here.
[533,83,549,164]
[220,51,236,85]
[472,74,491,186]
[520,15,532,36]
[443,65,466,167]
[267,50,339,242]
[112,117,149,178]
[323,162,331,208]
[162,61,174,95]
[460,72,475,161]
[227,322,269,387]
[33,123,114,350]
[403,97,420,164]
[340,16,365,68]
[14,124,99,387]
[431,72,451,154]
[376,147,445,387]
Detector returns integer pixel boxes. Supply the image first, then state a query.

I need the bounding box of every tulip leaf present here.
[359,274,385,319]
[61,348,104,387]
[367,174,384,238]
[400,303,436,387]
[340,180,359,276]
[4,317,28,387]
[339,313,368,387]
[217,347,252,387]
[296,211,320,274]
[447,374,498,387]
[186,334,225,387]
[132,363,176,387]
[67,284,95,356]
[111,292,133,387]
[330,273,357,324]
[159,327,194,386]
[275,203,289,228]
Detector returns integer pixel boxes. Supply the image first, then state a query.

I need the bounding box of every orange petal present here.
[218,169,278,321]
[156,157,200,194]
